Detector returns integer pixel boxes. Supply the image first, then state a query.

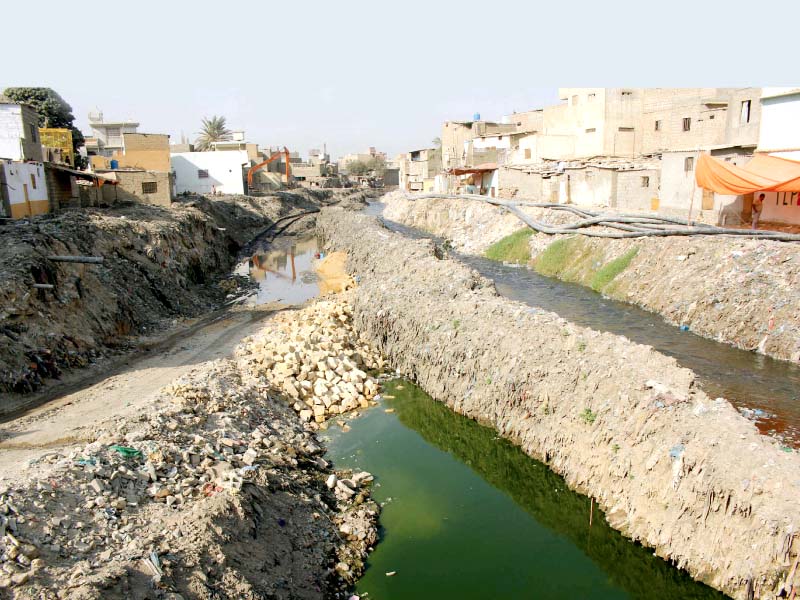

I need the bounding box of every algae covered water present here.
[325,380,725,599]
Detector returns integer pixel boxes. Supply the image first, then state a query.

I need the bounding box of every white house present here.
[0,160,48,218]
[171,150,249,195]
[756,88,800,225]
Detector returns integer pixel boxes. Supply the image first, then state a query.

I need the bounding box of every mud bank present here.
[0,298,379,598]
[0,189,368,404]
[318,207,800,600]
[382,192,800,363]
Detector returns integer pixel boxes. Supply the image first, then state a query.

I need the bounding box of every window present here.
[709,114,715,120]
[621,90,633,97]
[198,169,209,178]
[29,124,37,141]
[142,181,158,194]
[588,93,596,102]
[654,120,662,131]
[682,118,691,131]
[30,174,37,189]
[106,127,121,137]
[684,157,694,172]
[524,148,531,159]
[585,128,596,133]
[740,100,752,124]
[618,127,634,132]
[572,95,579,106]
[641,176,650,188]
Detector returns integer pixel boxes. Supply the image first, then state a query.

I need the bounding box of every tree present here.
[432,137,442,148]
[3,87,85,158]
[366,156,386,177]
[347,160,370,176]
[195,116,232,151]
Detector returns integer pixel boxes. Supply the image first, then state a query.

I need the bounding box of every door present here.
[23,183,32,216]
[701,189,714,211]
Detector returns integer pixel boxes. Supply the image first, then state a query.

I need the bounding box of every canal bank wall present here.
[318,207,800,600]
[0,189,369,404]
[381,192,800,364]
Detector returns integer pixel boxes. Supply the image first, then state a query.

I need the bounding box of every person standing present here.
[752,193,765,230]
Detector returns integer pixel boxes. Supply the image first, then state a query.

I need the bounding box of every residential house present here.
[441,119,516,170]
[91,133,174,207]
[84,110,139,157]
[0,100,48,218]
[171,150,249,195]
[0,101,43,162]
[753,88,800,225]
[399,148,441,192]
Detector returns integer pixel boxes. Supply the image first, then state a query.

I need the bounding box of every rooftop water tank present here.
[473,112,481,121]
[110,159,119,169]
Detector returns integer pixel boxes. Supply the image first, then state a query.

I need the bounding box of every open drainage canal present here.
[364,202,800,447]
[325,380,725,599]
[235,234,321,305]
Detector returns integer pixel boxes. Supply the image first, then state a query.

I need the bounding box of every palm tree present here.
[195,116,232,151]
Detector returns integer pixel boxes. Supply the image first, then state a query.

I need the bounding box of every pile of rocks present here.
[237,298,384,424]
[0,354,379,596]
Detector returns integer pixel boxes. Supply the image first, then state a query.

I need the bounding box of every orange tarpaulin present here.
[695,153,800,194]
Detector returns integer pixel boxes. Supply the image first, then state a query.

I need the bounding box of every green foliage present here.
[612,443,620,453]
[577,341,587,352]
[580,408,597,424]
[485,228,533,264]
[590,248,639,291]
[452,319,461,329]
[3,87,85,154]
[195,115,231,151]
[534,236,581,276]
[348,156,386,176]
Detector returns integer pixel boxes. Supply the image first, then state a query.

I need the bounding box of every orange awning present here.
[449,162,498,176]
[695,153,800,194]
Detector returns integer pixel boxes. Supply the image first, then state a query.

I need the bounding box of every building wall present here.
[0,104,43,162]
[497,168,543,199]
[39,128,74,166]
[44,167,78,210]
[562,167,616,207]
[615,168,660,211]
[117,133,171,171]
[113,171,172,206]
[758,91,800,152]
[0,161,48,218]
[171,150,248,195]
[640,88,760,154]
[761,191,800,225]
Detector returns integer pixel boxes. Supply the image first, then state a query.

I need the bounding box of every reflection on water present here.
[235,235,320,305]
[372,210,800,447]
[325,380,726,600]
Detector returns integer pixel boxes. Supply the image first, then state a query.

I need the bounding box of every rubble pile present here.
[0,353,378,598]
[237,298,384,424]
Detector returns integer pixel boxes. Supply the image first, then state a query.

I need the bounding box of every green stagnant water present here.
[324,379,727,600]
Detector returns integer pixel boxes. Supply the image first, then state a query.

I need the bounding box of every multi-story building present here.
[0,101,43,162]
[399,148,442,192]
[84,110,139,157]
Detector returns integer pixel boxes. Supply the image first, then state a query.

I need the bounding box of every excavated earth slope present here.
[318,207,800,600]
[382,192,800,363]
[0,190,369,405]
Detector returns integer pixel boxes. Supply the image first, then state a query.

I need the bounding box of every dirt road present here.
[0,304,277,483]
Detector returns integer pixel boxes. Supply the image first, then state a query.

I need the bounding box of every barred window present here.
[198,169,209,178]
[142,181,158,194]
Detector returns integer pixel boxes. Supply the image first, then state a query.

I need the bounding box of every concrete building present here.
[441,119,516,170]
[99,170,172,207]
[0,160,48,218]
[171,150,249,195]
[399,148,441,192]
[0,102,43,162]
[85,110,139,157]
[640,88,761,155]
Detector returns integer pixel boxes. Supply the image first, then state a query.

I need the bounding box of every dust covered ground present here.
[0,189,371,412]
[0,297,381,599]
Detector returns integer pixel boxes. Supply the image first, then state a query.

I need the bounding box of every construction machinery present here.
[247,147,291,193]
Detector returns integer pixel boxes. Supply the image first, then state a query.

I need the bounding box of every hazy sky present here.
[3,0,795,160]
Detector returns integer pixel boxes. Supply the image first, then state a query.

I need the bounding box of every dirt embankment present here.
[0,298,380,598]
[382,193,800,363]
[0,190,369,405]
[318,207,800,600]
